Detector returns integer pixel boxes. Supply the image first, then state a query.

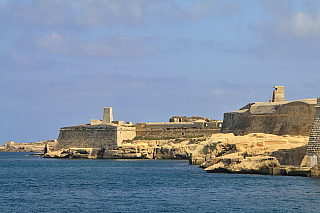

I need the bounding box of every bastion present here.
[57,107,136,150]
[222,86,317,136]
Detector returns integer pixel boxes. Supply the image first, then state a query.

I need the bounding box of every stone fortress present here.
[46,86,320,176]
[57,107,223,150]
[57,86,317,152]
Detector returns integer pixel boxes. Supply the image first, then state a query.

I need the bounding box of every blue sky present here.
[1,0,320,144]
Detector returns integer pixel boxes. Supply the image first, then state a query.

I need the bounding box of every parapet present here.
[112,121,124,125]
[91,119,103,125]
[169,116,217,123]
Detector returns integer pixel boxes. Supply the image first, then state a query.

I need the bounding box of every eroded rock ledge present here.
[43,133,320,177]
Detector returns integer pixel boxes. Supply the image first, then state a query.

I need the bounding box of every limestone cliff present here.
[194,133,312,176]
[43,138,202,160]
[43,133,308,167]
[195,133,308,166]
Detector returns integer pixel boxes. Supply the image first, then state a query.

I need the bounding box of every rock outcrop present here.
[44,133,306,165]
[43,138,198,160]
[195,133,309,175]
[190,133,308,167]
[204,155,280,175]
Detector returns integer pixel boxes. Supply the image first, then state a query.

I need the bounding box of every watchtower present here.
[103,107,113,124]
[272,86,285,102]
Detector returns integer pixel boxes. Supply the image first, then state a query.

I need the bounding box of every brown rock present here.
[310,164,320,177]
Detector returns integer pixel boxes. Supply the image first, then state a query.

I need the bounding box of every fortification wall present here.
[136,122,221,138]
[223,113,287,136]
[136,121,221,131]
[278,102,315,135]
[57,129,118,150]
[136,129,220,138]
[222,102,316,136]
[57,125,119,150]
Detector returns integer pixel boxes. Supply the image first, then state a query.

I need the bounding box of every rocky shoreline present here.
[42,133,320,177]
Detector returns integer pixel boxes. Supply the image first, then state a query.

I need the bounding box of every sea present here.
[1,152,320,213]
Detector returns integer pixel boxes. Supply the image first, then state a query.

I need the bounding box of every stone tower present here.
[103,107,113,124]
[300,97,320,167]
[272,86,285,102]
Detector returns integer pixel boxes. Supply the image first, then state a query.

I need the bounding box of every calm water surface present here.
[1,152,320,212]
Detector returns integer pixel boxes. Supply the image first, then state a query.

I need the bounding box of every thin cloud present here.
[2,0,240,28]
[253,1,320,59]
[29,32,161,58]
[0,51,33,72]
[291,11,320,38]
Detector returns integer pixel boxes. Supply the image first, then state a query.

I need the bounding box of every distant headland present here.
[0,140,57,153]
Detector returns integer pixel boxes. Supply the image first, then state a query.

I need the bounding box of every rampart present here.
[136,119,222,138]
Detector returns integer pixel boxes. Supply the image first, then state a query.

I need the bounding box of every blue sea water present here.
[1,152,320,212]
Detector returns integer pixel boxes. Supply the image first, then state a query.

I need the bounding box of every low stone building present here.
[222,86,317,136]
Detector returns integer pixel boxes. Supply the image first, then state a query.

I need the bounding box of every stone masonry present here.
[57,124,136,150]
[300,97,320,167]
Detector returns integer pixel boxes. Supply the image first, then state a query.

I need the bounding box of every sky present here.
[1,0,320,144]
